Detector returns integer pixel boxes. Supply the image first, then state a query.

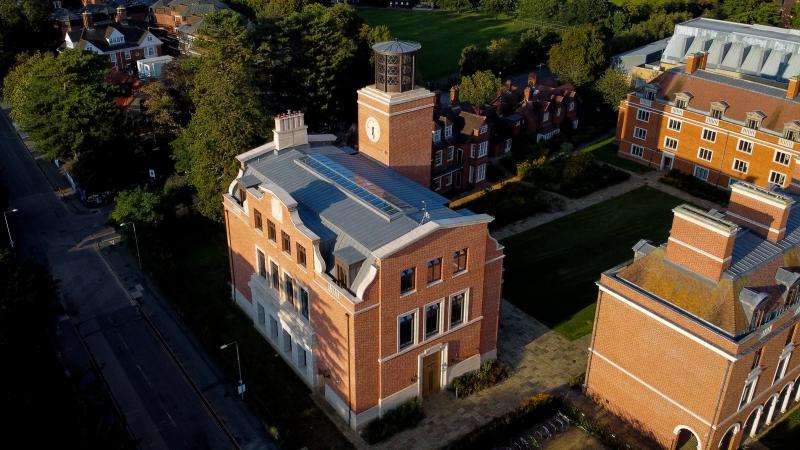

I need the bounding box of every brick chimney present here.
[726,182,795,242]
[523,86,531,103]
[698,51,708,70]
[685,53,701,74]
[665,205,739,281]
[787,76,800,99]
[528,72,538,87]
[449,86,459,104]
[82,10,93,29]
[115,5,127,24]
[273,111,308,151]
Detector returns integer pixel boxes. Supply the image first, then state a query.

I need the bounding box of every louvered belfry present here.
[372,40,420,93]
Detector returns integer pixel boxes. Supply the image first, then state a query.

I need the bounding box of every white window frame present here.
[504,138,512,153]
[477,141,488,158]
[636,109,650,122]
[448,289,469,330]
[432,129,441,143]
[257,302,266,326]
[444,125,453,139]
[774,150,791,166]
[697,147,713,162]
[739,377,758,410]
[568,102,575,111]
[268,256,280,291]
[124,50,131,60]
[770,170,788,187]
[269,315,279,340]
[542,111,550,122]
[701,128,717,143]
[397,309,418,352]
[773,353,791,385]
[297,346,308,373]
[468,166,475,183]
[633,127,647,140]
[433,176,441,191]
[282,328,292,354]
[109,53,116,65]
[479,125,488,135]
[444,173,453,187]
[282,270,295,306]
[423,299,444,341]
[146,46,155,57]
[255,246,267,279]
[733,158,749,174]
[664,136,679,151]
[630,144,644,159]
[297,284,310,320]
[737,139,754,154]
[434,150,443,166]
[447,146,455,161]
[476,163,486,182]
[694,165,710,181]
[667,118,682,131]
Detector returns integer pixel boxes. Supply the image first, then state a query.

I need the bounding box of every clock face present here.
[365,117,381,143]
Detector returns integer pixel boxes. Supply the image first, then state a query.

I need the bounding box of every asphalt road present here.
[0,109,274,450]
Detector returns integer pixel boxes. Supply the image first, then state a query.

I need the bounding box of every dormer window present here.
[642,84,658,100]
[746,111,766,130]
[710,101,728,119]
[783,122,800,142]
[444,125,453,139]
[479,125,488,135]
[674,92,692,109]
[740,288,770,331]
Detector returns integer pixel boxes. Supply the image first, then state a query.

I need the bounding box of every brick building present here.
[148,0,230,55]
[64,8,163,73]
[223,41,504,429]
[586,182,800,450]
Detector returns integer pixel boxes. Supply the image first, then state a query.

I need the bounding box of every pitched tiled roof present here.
[653,68,800,133]
[70,23,148,52]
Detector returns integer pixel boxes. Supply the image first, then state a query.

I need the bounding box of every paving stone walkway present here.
[371,301,591,450]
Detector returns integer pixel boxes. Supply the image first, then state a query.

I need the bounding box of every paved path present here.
[372,301,590,450]
[492,168,723,241]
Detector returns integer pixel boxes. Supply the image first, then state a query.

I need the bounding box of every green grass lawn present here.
[760,405,800,449]
[357,8,527,80]
[581,137,652,174]
[500,187,684,340]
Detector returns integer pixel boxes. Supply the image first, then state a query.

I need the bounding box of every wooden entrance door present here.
[421,351,441,398]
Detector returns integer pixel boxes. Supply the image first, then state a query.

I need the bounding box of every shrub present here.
[560,163,630,198]
[659,170,729,206]
[486,163,504,182]
[457,182,554,229]
[362,397,424,444]
[449,360,508,398]
[516,156,546,179]
[562,152,593,183]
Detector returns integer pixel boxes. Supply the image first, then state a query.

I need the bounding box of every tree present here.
[559,0,611,25]
[595,68,631,111]
[517,27,560,67]
[794,3,800,29]
[548,25,606,86]
[719,0,780,25]
[487,38,514,75]
[516,0,560,23]
[3,50,119,162]
[458,70,502,107]
[111,188,163,225]
[0,0,55,83]
[141,82,182,140]
[480,0,510,19]
[174,10,266,220]
[459,44,490,76]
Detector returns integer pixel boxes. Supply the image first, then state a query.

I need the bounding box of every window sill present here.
[452,270,468,278]
[425,333,439,341]
[254,229,264,236]
[400,289,417,298]
[427,279,443,288]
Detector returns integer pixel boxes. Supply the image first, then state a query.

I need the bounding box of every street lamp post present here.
[120,222,142,270]
[4,208,19,248]
[220,341,245,399]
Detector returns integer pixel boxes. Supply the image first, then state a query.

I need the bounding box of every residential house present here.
[148,0,230,55]
[586,182,800,450]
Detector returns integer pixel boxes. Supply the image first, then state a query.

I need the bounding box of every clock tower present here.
[357,40,435,187]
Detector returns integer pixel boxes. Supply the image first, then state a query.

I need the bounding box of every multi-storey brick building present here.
[148,0,231,55]
[617,19,800,190]
[223,41,504,429]
[64,8,163,73]
[586,182,800,450]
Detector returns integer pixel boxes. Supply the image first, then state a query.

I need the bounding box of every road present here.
[0,109,275,450]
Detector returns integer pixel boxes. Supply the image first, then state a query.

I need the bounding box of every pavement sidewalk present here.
[97,239,276,450]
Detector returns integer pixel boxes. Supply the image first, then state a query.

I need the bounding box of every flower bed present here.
[361,397,424,444]
[659,170,729,206]
[448,360,508,398]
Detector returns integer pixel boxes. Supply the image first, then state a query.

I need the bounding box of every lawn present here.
[139,216,352,450]
[357,8,527,80]
[759,405,800,449]
[500,187,684,340]
[580,137,652,174]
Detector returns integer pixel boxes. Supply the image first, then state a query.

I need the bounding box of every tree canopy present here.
[595,68,631,111]
[719,0,780,25]
[111,188,163,225]
[458,70,502,107]
[548,25,606,86]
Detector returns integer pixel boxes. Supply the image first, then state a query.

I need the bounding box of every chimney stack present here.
[449,86,459,104]
[698,51,708,70]
[528,72,538,87]
[115,5,127,24]
[788,76,800,99]
[665,205,739,281]
[726,182,795,242]
[82,10,93,29]
[523,86,532,103]
[273,111,308,151]
[685,53,701,74]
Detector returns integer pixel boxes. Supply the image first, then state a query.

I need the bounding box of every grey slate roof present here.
[372,40,421,54]
[68,23,148,52]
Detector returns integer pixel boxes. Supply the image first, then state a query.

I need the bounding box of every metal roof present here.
[372,40,421,55]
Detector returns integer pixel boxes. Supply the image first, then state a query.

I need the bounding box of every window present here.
[786,324,797,347]
[447,146,455,161]
[636,109,650,122]
[453,248,468,274]
[676,98,687,109]
[479,125,488,134]
[444,173,453,187]
[147,46,155,57]
[701,129,717,143]
[505,139,513,153]
[257,249,266,279]
[297,347,307,372]
[269,316,278,340]
[297,244,307,268]
[775,150,791,166]
[424,302,441,339]
[633,127,647,140]
[257,303,265,326]
[335,263,349,288]
[569,101,575,111]
[733,159,749,174]
[299,286,309,319]
[752,347,764,370]
[109,53,116,64]
[432,130,441,143]
[124,50,131,60]
[270,261,280,290]
[739,378,757,410]
[476,163,487,182]
[711,108,723,119]
[664,137,678,150]
[281,231,291,254]
[427,258,442,284]
[434,150,443,166]
[697,148,713,162]
[784,128,798,142]
[283,329,292,354]
[630,144,644,158]
[737,139,753,154]
[284,273,294,305]
[770,170,787,186]
[694,166,710,181]
[267,220,276,243]
[433,177,442,191]
[668,118,682,131]
[400,267,415,294]
[774,353,791,384]
[477,141,489,158]
[645,90,656,100]
[254,209,263,231]
[543,111,550,122]
[398,312,415,350]
[469,166,475,183]
[450,292,466,327]
[746,117,761,130]
[445,125,453,139]
[454,171,462,188]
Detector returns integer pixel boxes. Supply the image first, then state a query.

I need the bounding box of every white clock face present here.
[365,117,381,143]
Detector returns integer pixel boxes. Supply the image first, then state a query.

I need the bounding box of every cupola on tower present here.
[357,40,435,187]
